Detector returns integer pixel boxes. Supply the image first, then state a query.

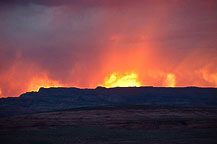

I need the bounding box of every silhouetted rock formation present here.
[0,87,217,117]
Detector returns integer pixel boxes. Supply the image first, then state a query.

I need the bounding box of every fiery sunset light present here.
[164,74,176,87]
[0,0,217,97]
[0,89,2,97]
[103,73,141,88]
[27,76,67,92]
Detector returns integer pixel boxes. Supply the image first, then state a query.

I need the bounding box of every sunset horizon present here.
[1,1,217,143]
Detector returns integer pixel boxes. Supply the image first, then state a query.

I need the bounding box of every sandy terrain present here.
[1,105,217,143]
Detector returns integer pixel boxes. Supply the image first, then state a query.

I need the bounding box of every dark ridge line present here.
[28,86,217,94]
[1,86,216,99]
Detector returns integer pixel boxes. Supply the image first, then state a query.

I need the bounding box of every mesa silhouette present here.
[0,86,217,117]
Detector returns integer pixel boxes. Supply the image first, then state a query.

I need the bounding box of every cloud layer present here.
[0,0,217,97]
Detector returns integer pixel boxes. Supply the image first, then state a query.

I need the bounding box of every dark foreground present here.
[1,105,217,144]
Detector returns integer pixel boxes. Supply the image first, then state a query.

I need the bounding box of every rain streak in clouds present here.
[0,0,217,97]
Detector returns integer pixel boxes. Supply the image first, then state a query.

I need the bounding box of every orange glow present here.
[202,72,217,87]
[0,1,217,98]
[27,76,65,92]
[163,74,176,87]
[103,72,141,88]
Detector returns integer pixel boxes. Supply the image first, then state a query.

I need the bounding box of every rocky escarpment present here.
[0,87,217,117]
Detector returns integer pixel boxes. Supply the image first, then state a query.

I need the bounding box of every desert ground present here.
[1,105,217,144]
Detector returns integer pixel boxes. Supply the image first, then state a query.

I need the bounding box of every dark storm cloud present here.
[0,0,128,7]
[1,0,217,7]
[0,0,121,90]
[0,0,69,6]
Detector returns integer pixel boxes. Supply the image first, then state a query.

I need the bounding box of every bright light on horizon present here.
[103,72,141,88]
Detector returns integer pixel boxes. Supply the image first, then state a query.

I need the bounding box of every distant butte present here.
[0,87,217,117]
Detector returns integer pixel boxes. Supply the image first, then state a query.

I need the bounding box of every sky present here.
[0,0,217,97]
